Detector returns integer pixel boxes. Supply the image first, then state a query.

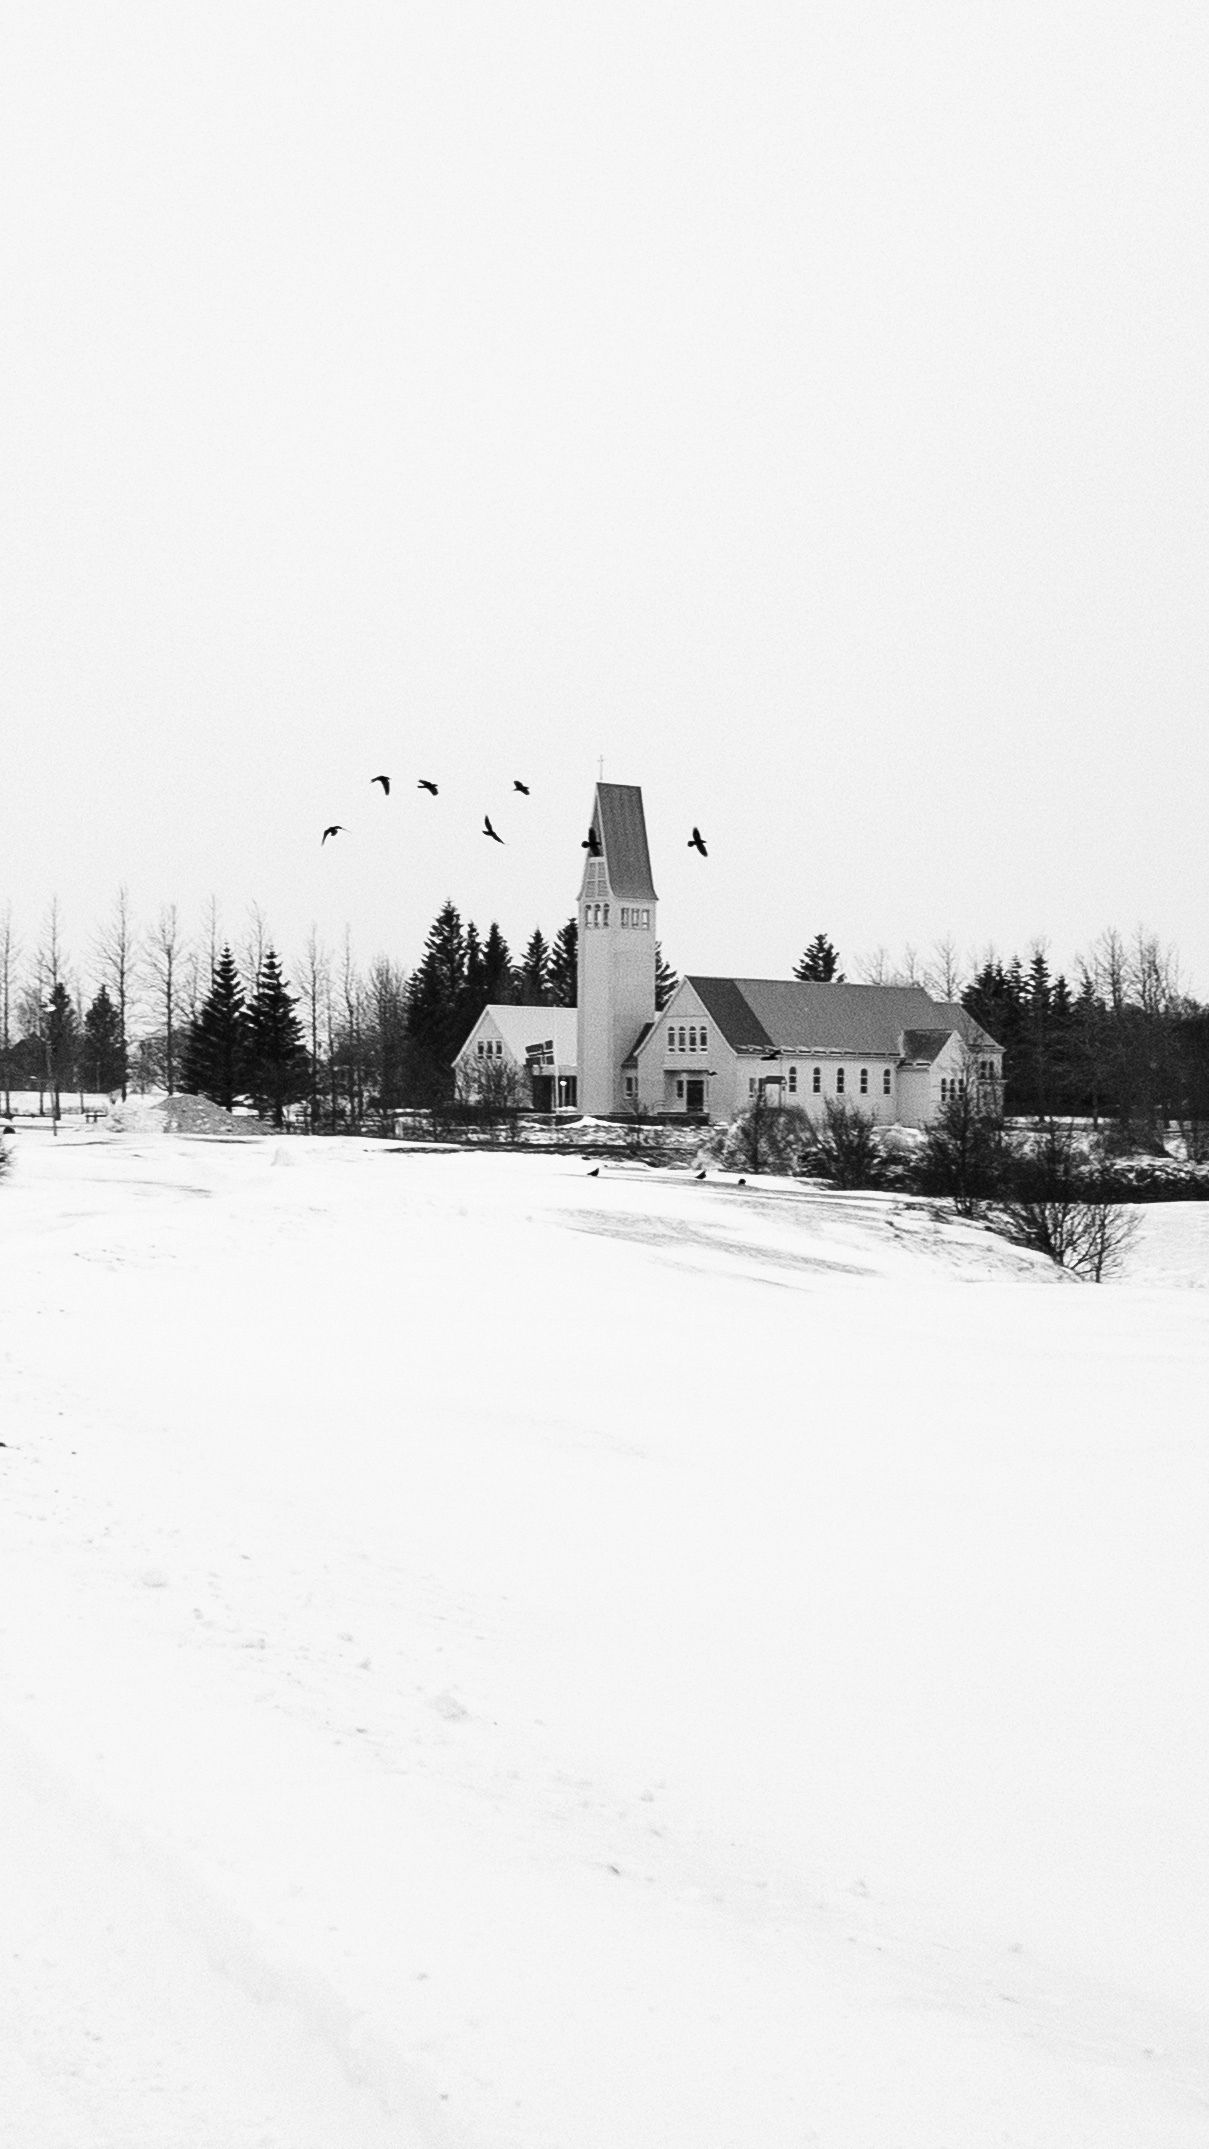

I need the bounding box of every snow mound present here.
[107,1094,265,1137]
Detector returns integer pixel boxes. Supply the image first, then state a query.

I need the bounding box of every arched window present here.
[859,1067,868,1095]
[882,1068,891,1095]
[788,1065,797,1093]
[812,1066,821,1093]
[700,1026,707,1049]
[688,1026,696,1051]
[679,1027,686,1051]
[836,1067,845,1094]
[667,1026,675,1050]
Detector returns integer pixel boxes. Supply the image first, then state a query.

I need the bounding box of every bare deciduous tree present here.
[145,904,184,1095]
[0,904,19,1116]
[95,886,136,1099]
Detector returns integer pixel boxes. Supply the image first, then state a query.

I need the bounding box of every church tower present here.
[576,783,658,1114]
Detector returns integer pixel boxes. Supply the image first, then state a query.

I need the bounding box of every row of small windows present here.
[475,1038,503,1058]
[584,903,651,929]
[748,1065,894,1097]
[667,1024,709,1053]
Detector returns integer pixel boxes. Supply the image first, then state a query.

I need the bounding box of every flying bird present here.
[417,779,439,796]
[582,827,601,855]
[371,774,390,794]
[688,826,708,857]
[513,779,530,795]
[321,825,345,844]
[483,814,504,844]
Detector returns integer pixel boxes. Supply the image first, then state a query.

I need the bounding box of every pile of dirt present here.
[107,1094,265,1137]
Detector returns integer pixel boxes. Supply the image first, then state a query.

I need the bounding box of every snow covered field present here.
[1,1127,1207,2148]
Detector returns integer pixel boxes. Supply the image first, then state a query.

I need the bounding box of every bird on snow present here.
[737,1176,747,1186]
[688,826,708,857]
[695,1168,707,1180]
[587,1165,600,1177]
[417,779,439,796]
[582,826,601,855]
[513,779,530,795]
[371,774,390,795]
[483,814,504,844]
[321,825,345,844]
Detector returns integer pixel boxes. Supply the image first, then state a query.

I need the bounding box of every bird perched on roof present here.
[483,814,504,843]
[371,774,390,794]
[321,825,345,844]
[417,779,439,796]
[688,826,708,857]
[513,779,530,795]
[582,826,601,855]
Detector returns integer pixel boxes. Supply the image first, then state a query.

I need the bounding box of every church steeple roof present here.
[592,783,657,901]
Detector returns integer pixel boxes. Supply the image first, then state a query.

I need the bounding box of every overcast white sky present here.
[2,3,1206,1000]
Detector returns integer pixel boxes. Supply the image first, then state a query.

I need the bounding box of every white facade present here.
[454,1006,579,1110]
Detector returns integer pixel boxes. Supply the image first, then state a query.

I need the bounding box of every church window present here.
[624,1075,635,1095]
[688,1026,696,1051]
[883,1068,891,1094]
[641,909,650,927]
[667,1026,675,1050]
[677,1079,685,1098]
[812,1066,821,1093]
[678,1027,686,1052]
[476,1040,484,1057]
[788,1065,797,1093]
[603,904,609,926]
[700,1026,707,1049]
[860,1067,868,1095]
[620,906,629,927]
[940,1078,948,1101]
[836,1067,845,1094]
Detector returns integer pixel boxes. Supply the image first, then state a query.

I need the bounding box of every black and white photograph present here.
[1,6,1207,2143]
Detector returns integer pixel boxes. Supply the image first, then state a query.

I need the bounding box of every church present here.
[456,781,1004,1125]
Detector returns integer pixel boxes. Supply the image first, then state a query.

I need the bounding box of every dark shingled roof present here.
[689,979,946,1056]
[901,1029,953,1065]
[688,978,774,1050]
[594,783,658,901]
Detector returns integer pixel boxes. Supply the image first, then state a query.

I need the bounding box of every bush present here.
[800,1100,885,1189]
[915,1086,1009,1215]
[700,1101,812,1175]
[986,1120,1138,1281]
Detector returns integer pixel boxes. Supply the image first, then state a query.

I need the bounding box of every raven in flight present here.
[483,814,504,844]
[582,826,601,855]
[513,779,530,795]
[371,774,390,794]
[417,779,439,796]
[688,826,708,857]
[321,825,345,844]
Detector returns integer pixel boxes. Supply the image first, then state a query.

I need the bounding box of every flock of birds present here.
[320,779,709,858]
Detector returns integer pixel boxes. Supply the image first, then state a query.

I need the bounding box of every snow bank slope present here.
[1,1136,1206,2147]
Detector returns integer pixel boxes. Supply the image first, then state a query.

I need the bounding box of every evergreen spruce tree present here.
[549,917,578,1007]
[405,901,467,1103]
[82,985,126,1092]
[245,948,310,1128]
[794,933,843,982]
[518,927,552,1003]
[182,945,248,1110]
[655,943,678,1012]
[462,923,485,1020]
[45,980,77,1118]
[481,922,514,1005]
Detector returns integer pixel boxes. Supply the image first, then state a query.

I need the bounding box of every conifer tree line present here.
[4,891,1206,1144]
[0,891,678,1128]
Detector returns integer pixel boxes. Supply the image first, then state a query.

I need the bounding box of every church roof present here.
[594,783,658,901]
[900,1029,953,1064]
[688,978,949,1055]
